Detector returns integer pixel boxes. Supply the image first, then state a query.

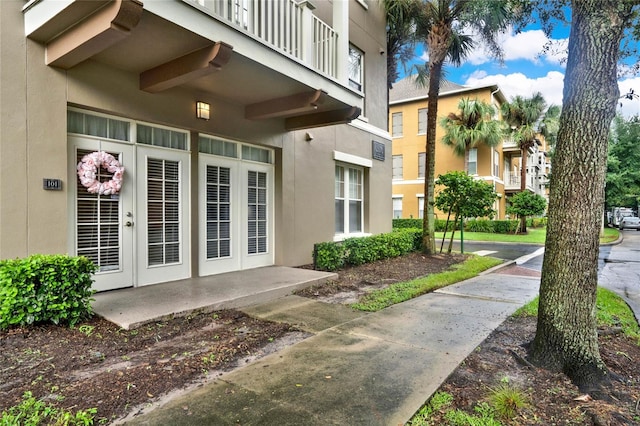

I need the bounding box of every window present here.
[392,155,403,180]
[418,152,426,178]
[417,196,424,219]
[418,108,427,134]
[392,112,403,137]
[335,165,363,235]
[493,150,500,177]
[393,197,403,219]
[468,148,478,175]
[348,45,364,91]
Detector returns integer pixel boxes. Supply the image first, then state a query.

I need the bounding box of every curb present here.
[479,259,516,275]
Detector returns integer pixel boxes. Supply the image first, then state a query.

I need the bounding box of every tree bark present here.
[529,0,634,392]
[421,25,449,255]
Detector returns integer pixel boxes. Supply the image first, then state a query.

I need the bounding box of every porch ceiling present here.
[28,4,358,129]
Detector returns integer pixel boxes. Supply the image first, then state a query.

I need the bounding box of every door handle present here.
[125,221,134,227]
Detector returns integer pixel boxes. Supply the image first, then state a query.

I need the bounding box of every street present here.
[599,230,640,323]
[450,232,640,323]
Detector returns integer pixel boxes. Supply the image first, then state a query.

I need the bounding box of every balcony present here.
[504,171,535,193]
[23,0,362,130]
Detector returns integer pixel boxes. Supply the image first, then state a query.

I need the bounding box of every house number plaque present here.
[43,178,63,191]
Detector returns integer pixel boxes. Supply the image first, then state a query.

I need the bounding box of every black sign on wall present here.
[372,140,385,161]
[43,178,63,191]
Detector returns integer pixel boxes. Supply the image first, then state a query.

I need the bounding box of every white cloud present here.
[464,72,640,118]
[464,29,567,67]
[618,78,640,117]
[464,70,565,107]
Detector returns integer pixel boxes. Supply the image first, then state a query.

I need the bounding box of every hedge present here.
[313,229,420,271]
[0,254,97,329]
[393,218,521,234]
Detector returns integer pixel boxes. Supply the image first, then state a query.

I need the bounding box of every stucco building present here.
[0,0,391,291]
[389,76,508,220]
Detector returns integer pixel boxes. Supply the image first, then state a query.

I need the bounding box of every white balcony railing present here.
[194,0,337,79]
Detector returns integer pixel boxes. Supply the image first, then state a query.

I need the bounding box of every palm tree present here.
[440,98,503,173]
[412,0,512,254]
[383,0,420,90]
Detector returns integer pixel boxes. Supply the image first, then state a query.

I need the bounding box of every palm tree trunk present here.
[421,49,447,255]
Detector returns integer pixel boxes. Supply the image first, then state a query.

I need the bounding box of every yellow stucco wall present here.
[391,87,507,220]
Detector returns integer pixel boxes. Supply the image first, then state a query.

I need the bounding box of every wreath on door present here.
[77,151,125,195]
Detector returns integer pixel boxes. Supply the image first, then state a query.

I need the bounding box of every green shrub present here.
[392,218,422,229]
[492,220,520,234]
[527,217,548,228]
[313,230,417,272]
[0,254,97,329]
[465,219,495,233]
[313,242,346,271]
[1,391,96,425]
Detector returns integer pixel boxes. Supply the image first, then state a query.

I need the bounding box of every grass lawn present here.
[435,226,619,245]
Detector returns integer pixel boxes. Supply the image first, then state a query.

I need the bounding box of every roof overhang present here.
[24,0,363,130]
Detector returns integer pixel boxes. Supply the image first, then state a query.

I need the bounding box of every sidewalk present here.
[120,270,540,426]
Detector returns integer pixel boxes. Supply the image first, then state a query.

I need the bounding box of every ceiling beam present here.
[140,42,234,93]
[245,90,326,120]
[285,106,361,131]
[46,0,143,69]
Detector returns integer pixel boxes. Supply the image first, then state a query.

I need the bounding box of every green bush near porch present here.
[0,254,96,329]
[313,229,420,271]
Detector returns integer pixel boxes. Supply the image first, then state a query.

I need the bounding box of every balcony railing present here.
[193,0,337,79]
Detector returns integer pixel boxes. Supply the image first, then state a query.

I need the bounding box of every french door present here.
[198,155,273,276]
[69,137,190,291]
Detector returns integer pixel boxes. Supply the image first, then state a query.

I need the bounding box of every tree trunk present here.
[421,40,448,255]
[519,146,528,233]
[529,0,633,392]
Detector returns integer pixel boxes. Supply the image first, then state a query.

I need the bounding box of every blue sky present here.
[398,19,640,118]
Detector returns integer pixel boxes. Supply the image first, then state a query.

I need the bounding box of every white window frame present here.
[417,195,424,219]
[468,148,478,175]
[335,163,365,239]
[418,152,426,178]
[392,155,403,180]
[392,112,403,137]
[348,44,364,92]
[418,108,427,134]
[393,196,403,219]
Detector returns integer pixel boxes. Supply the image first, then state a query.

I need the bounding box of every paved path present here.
[119,270,540,425]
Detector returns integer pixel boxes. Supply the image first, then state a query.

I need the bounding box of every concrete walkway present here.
[93,266,337,330]
[119,270,540,425]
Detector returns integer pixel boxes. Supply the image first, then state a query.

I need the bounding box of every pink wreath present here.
[77,151,124,195]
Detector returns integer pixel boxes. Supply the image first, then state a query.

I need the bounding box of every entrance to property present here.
[69,131,190,291]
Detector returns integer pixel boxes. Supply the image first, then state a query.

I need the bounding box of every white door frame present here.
[68,137,135,292]
[136,146,191,286]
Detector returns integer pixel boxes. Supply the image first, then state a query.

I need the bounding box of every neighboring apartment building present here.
[503,135,552,206]
[0,0,391,292]
[389,76,508,220]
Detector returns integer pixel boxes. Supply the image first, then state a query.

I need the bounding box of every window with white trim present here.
[493,150,500,177]
[348,44,364,91]
[468,148,478,175]
[392,112,403,137]
[418,196,424,219]
[392,155,403,180]
[393,197,403,219]
[335,164,363,235]
[418,108,427,134]
[418,152,426,178]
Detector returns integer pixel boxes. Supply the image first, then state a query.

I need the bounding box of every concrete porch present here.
[92,266,337,330]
